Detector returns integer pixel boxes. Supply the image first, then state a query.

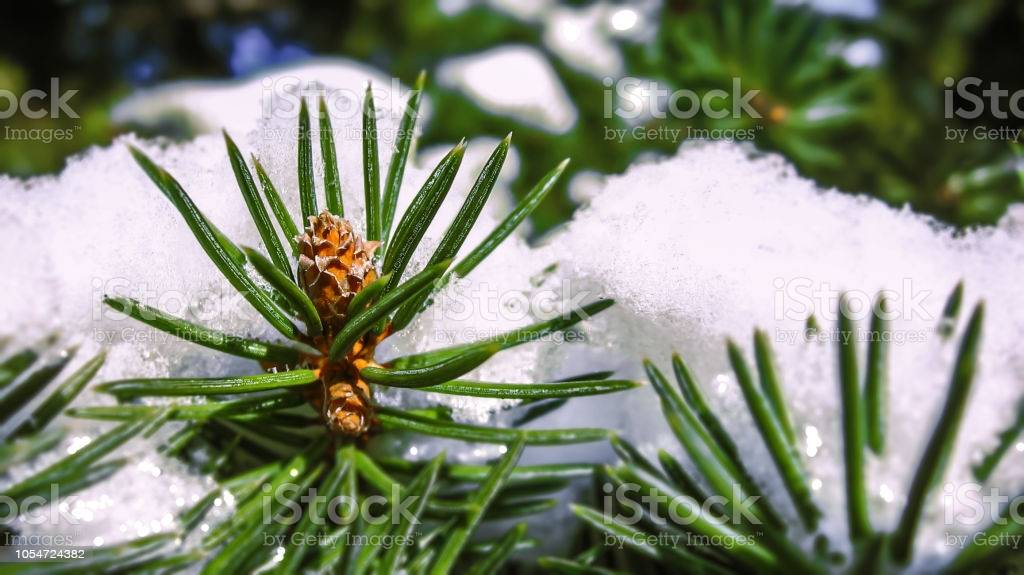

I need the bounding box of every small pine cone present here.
[297,211,379,331]
[325,378,373,436]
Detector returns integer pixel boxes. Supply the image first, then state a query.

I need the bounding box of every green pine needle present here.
[947,489,1024,572]
[391,134,511,329]
[319,96,344,216]
[753,329,798,449]
[569,504,713,572]
[891,302,985,565]
[838,293,872,541]
[377,407,609,445]
[420,378,640,399]
[465,523,528,575]
[643,360,773,528]
[12,350,105,438]
[657,448,711,502]
[347,272,392,318]
[252,155,301,252]
[96,369,318,398]
[104,296,310,363]
[130,145,246,266]
[865,294,890,454]
[0,428,63,475]
[728,339,821,531]
[430,436,526,575]
[68,391,305,421]
[390,299,614,369]
[362,84,381,240]
[938,280,964,338]
[0,347,40,389]
[972,398,1024,482]
[298,98,318,220]
[377,453,444,574]
[381,70,425,248]
[382,140,466,295]
[360,344,500,388]
[0,347,77,425]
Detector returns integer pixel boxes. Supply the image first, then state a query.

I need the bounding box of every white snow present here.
[841,38,883,68]
[112,57,423,136]
[778,0,878,19]
[542,3,625,78]
[437,45,578,134]
[536,141,1024,568]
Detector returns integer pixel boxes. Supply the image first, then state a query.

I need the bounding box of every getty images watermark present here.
[261,482,419,550]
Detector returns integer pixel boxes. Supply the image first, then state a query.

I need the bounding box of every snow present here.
[542,3,624,78]
[840,38,883,68]
[779,0,878,19]
[536,141,1024,568]
[437,45,578,133]
[112,57,423,136]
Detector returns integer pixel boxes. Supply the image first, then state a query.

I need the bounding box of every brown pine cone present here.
[297,211,379,332]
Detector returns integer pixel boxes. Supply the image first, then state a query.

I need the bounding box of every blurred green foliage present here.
[1,0,1021,232]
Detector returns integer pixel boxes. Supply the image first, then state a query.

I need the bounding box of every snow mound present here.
[539,141,1024,568]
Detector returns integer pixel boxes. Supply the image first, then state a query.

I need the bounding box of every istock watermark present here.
[258,75,414,123]
[943,483,1024,527]
[598,481,763,551]
[603,77,761,121]
[0,78,79,120]
[942,483,1024,552]
[0,77,81,142]
[0,484,81,525]
[772,277,933,323]
[943,76,1024,143]
[601,481,762,527]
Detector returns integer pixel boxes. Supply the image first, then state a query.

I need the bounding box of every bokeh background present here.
[1,0,1022,233]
